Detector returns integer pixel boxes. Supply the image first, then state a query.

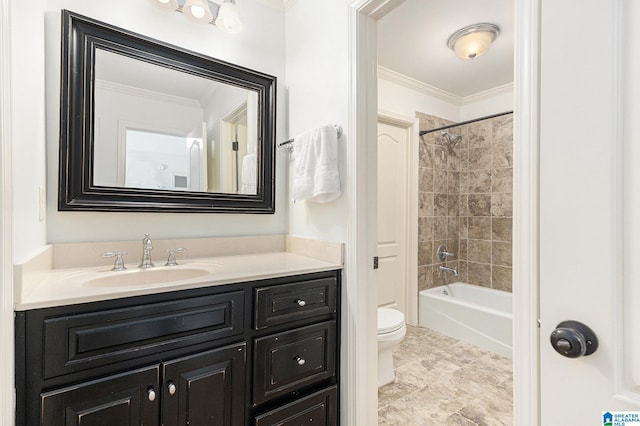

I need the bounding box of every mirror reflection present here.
[93,49,258,195]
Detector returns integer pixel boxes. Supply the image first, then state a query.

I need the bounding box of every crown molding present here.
[377,65,462,105]
[462,82,514,105]
[95,79,202,109]
[378,65,515,107]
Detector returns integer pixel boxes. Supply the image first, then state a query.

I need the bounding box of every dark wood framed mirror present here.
[59,10,276,213]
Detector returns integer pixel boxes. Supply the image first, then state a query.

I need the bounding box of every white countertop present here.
[14,235,343,311]
[16,252,341,310]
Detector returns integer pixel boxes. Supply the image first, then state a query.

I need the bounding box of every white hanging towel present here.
[240,152,257,194]
[292,124,341,203]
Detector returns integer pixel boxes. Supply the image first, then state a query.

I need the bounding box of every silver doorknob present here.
[550,320,598,358]
[147,387,156,402]
[167,381,176,395]
[295,299,306,307]
[294,355,306,366]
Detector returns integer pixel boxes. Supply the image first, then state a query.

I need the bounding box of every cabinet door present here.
[162,342,246,426]
[40,365,159,426]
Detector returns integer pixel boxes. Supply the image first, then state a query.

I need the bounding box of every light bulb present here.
[215,1,243,33]
[183,0,213,23]
[190,5,206,19]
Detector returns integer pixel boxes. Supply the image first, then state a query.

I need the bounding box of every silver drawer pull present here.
[294,356,306,366]
[147,387,156,402]
[295,299,307,307]
[167,381,176,395]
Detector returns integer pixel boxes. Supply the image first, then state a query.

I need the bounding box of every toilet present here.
[377,307,407,387]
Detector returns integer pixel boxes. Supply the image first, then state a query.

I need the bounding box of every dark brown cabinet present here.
[40,365,160,426]
[15,270,340,426]
[39,342,246,426]
[161,344,246,426]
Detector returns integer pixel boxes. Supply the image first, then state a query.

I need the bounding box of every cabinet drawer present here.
[42,291,244,379]
[254,386,337,426]
[253,321,336,405]
[254,277,336,330]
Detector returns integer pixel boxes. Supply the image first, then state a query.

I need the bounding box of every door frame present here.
[377,111,419,325]
[512,0,541,423]
[0,0,14,424]
[347,0,541,424]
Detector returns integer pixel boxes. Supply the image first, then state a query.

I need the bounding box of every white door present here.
[538,0,640,423]
[375,119,409,314]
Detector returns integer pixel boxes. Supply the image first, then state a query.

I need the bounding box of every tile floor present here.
[378,325,513,425]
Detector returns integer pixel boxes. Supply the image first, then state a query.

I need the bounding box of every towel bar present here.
[278,124,342,153]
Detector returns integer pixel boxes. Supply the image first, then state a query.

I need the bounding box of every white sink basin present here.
[75,263,220,288]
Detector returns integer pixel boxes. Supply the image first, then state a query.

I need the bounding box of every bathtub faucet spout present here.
[439,265,458,277]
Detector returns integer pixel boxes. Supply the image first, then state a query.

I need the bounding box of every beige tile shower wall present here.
[416,112,460,291]
[417,112,513,293]
[459,113,513,292]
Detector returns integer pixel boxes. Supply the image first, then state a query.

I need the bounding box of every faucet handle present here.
[437,245,455,261]
[166,248,186,266]
[142,233,153,250]
[102,251,127,271]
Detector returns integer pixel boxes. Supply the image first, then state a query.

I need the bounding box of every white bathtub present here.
[419,283,513,358]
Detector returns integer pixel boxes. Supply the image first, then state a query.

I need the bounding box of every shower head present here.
[439,131,462,146]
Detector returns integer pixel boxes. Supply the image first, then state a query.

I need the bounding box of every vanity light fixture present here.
[183,0,214,24]
[149,0,243,33]
[447,23,500,60]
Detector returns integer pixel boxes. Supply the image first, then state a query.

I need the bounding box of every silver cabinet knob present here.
[295,299,306,307]
[147,387,156,402]
[294,356,306,366]
[167,381,176,395]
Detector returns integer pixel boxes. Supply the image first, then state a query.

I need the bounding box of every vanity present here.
[14,237,342,426]
[14,8,344,424]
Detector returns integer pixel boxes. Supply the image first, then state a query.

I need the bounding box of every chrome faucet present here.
[439,265,458,277]
[166,248,185,266]
[102,251,127,271]
[139,233,154,268]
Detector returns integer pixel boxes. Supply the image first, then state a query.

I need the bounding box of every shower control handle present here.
[550,320,598,358]
[437,245,455,262]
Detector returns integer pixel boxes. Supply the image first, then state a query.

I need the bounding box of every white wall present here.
[36,0,287,248]
[460,84,514,121]
[378,77,460,122]
[11,0,47,262]
[285,1,349,242]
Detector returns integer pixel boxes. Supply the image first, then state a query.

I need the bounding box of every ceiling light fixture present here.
[149,0,243,33]
[447,23,500,60]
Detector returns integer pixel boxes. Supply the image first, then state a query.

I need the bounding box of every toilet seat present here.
[377,308,405,335]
